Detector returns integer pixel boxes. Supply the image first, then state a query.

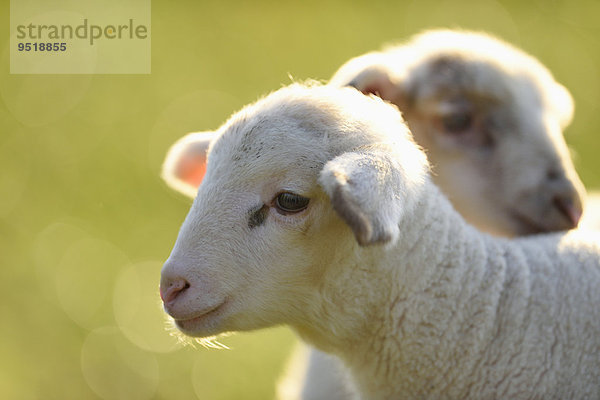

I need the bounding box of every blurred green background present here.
[1,0,599,399]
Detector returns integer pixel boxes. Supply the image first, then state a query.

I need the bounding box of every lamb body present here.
[160,84,600,400]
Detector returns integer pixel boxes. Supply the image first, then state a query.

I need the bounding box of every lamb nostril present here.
[552,196,582,228]
[160,278,190,304]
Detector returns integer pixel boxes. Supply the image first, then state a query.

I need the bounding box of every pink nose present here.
[160,278,190,304]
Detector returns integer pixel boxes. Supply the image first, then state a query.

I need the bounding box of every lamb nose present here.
[552,195,582,228]
[160,278,190,304]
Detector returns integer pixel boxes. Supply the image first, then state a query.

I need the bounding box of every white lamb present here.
[160,83,600,400]
[330,29,586,237]
[285,31,591,398]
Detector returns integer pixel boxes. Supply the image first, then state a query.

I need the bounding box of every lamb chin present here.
[173,303,228,337]
[175,317,218,337]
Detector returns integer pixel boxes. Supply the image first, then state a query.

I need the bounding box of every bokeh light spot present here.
[33,220,90,303]
[148,89,240,170]
[81,327,159,400]
[56,238,128,329]
[113,260,182,353]
[0,132,31,218]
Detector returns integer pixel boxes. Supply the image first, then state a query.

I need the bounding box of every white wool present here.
[161,84,600,400]
[581,192,600,231]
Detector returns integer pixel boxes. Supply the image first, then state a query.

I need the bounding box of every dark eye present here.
[442,112,472,134]
[275,192,309,213]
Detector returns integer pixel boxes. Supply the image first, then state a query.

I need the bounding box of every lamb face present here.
[330,30,585,237]
[160,85,424,338]
[160,119,331,338]
[402,56,582,236]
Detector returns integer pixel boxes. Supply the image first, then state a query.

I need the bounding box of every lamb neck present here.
[342,183,510,399]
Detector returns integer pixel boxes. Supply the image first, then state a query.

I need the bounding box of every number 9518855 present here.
[18,42,67,51]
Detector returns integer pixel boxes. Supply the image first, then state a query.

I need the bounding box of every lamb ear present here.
[348,65,399,102]
[162,131,216,198]
[331,54,403,105]
[319,150,406,247]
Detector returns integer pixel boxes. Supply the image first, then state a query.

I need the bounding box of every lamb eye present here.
[442,112,472,134]
[275,192,309,213]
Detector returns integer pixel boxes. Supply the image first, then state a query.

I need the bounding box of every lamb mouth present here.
[174,299,228,332]
[509,209,547,235]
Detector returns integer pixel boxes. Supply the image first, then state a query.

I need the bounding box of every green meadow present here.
[1,0,599,399]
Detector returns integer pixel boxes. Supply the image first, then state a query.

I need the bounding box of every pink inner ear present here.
[177,154,207,188]
[359,74,396,102]
[362,85,380,96]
